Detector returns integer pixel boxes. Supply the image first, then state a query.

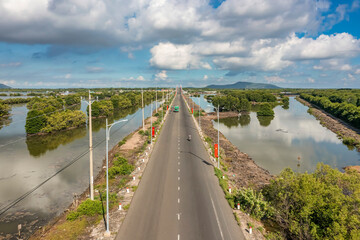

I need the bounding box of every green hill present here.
[0,83,11,89]
[206,81,280,89]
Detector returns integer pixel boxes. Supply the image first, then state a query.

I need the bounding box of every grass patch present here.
[131,186,138,192]
[123,204,130,210]
[42,217,89,240]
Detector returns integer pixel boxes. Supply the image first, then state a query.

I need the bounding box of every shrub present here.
[109,156,134,178]
[66,199,103,221]
[263,164,360,239]
[257,103,274,116]
[234,188,273,219]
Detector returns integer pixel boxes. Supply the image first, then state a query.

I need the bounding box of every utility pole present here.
[142,89,144,131]
[150,101,153,144]
[82,90,95,200]
[156,87,158,113]
[162,91,164,121]
[217,104,220,169]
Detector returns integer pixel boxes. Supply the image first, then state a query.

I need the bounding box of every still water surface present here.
[191,96,360,174]
[0,101,160,237]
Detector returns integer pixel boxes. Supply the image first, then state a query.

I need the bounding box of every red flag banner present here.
[152,127,155,137]
[214,144,218,158]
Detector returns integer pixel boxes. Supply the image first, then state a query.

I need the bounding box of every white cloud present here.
[0,62,22,67]
[313,65,323,70]
[340,64,352,71]
[307,77,315,83]
[355,69,360,74]
[65,73,71,79]
[155,70,168,81]
[0,79,16,86]
[86,66,104,73]
[203,75,208,80]
[265,76,286,83]
[136,75,145,81]
[348,73,356,81]
[150,42,211,70]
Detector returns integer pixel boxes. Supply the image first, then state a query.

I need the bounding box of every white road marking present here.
[178,156,180,159]
[178,234,180,240]
[178,198,180,203]
[177,213,181,220]
[178,169,180,172]
[178,177,180,181]
[210,197,225,240]
[178,162,180,165]
[178,186,180,191]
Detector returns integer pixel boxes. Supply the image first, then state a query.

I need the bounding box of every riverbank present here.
[297,97,360,171]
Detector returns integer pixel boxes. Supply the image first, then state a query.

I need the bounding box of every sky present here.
[0,0,360,88]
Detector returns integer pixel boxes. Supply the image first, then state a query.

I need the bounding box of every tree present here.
[257,103,274,116]
[262,164,360,239]
[0,100,10,117]
[25,110,47,134]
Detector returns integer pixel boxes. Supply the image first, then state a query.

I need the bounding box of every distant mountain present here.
[0,83,11,89]
[206,81,280,89]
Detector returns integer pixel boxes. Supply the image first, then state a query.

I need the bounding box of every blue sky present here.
[0,0,360,88]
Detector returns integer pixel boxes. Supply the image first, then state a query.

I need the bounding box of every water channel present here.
[191,95,360,175]
[0,99,162,237]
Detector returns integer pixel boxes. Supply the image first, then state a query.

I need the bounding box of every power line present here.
[0,112,138,217]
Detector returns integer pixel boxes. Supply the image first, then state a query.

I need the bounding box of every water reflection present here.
[215,97,360,174]
[257,116,274,127]
[239,114,250,127]
[26,126,87,157]
[0,116,11,130]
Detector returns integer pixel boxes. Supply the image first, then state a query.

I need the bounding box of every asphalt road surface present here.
[116,90,245,240]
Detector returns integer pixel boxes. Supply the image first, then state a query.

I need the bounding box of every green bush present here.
[109,156,134,178]
[234,188,273,219]
[0,101,10,117]
[263,164,360,239]
[66,199,103,221]
[257,103,274,116]
[77,199,103,216]
[88,100,114,117]
[342,137,357,146]
[25,110,47,134]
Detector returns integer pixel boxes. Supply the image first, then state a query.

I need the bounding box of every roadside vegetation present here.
[215,161,360,239]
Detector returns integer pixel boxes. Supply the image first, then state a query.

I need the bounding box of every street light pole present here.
[151,101,153,144]
[81,90,96,200]
[105,118,128,235]
[199,96,201,130]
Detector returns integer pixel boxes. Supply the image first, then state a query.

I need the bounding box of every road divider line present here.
[210,197,225,240]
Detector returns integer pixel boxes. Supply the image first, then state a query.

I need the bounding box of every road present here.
[116,89,245,240]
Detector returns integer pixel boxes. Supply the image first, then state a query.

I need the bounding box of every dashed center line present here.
[178,186,180,191]
[178,198,180,203]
